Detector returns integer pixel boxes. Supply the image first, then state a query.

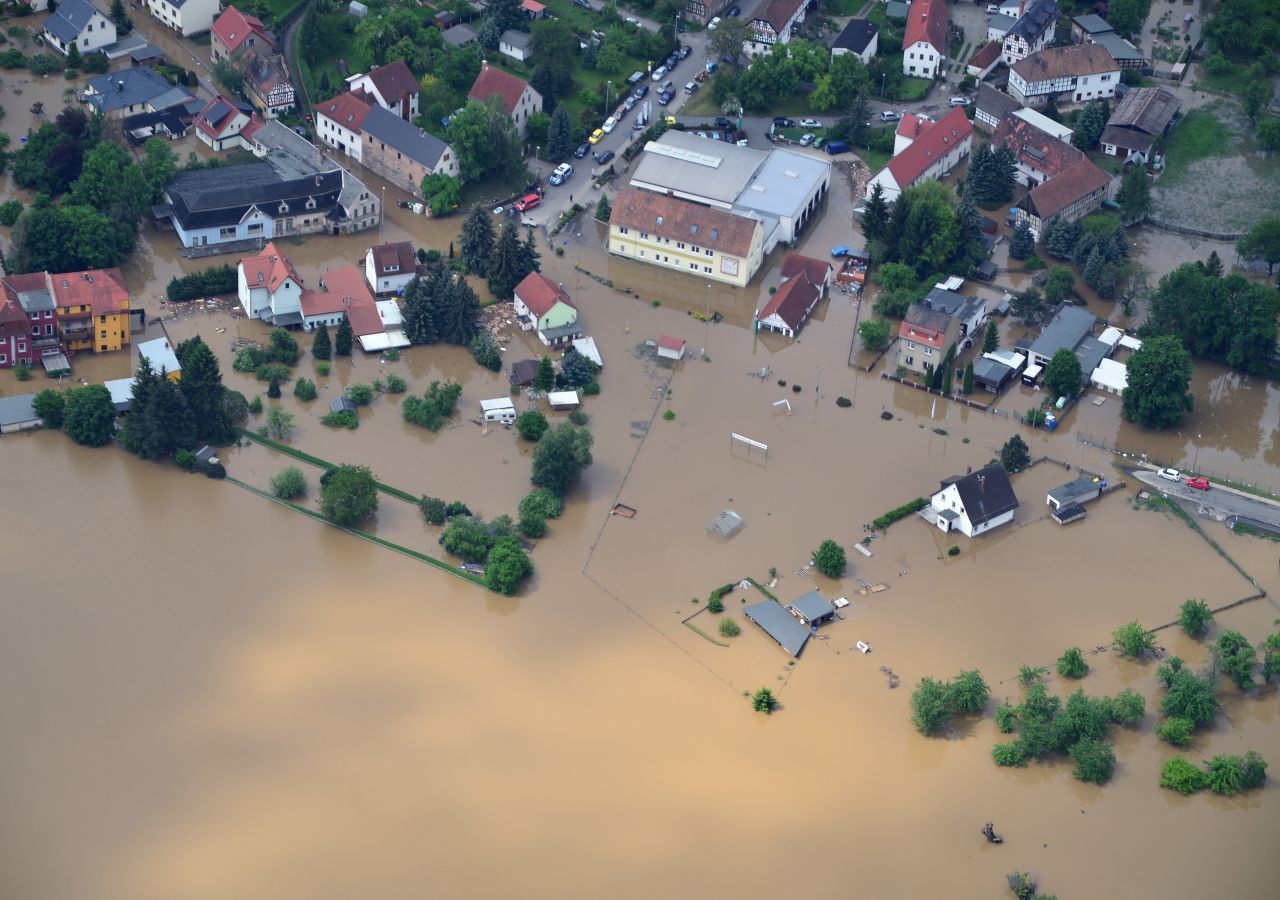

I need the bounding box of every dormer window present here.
[306,198,317,210]
[279,202,290,214]
[385,264,399,273]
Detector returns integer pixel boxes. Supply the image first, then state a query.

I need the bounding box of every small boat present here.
[610,503,637,518]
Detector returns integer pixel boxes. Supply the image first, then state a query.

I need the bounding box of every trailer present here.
[480,397,517,424]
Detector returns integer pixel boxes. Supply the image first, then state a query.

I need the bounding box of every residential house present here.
[865,107,972,202]
[1071,13,1113,44]
[756,253,831,338]
[609,186,765,288]
[1027,303,1109,380]
[973,349,1026,393]
[137,337,182,380]
[1046,475,1103,513]
[122,107,193,144]
[974,83,1021,131]
[831,19,879,64]
[0,395,42,434]
[243,53,296,119]
[1009,44,1119,106]
[918,282,987,348]
[1092,31,1145,70]
[211,6,273,62]
[1013,157,1112,239]
[520,0,545,18]
[992,111,1082,186]
[683,0,733,26]
[1001,0,1058,65]
[360,105,460,196]
[315,90,374,162]
[83,67,193,118]
[0,284,35,369]
[346,60,420,120]
[144,0,220,37]
[987,12,1018,43]
[745,0,807,58]
[0,273,58,365]
[513,272,579,347]
[896,303,955,376]
[467,64,543,136]
[929,464,1020,537]
[787,590,836,628]
[193,96,256,151]
[1100,86,1180,160]
[499,29,532,63]
[902,0,947,78]
[364,241,417,295]
[967,41,1002,79]
[48,268,131,355]
[303,265,407,351]
[237,243,304,325]
[43,0,115,56]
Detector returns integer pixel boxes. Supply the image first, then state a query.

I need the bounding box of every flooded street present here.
[4,79,1280,898]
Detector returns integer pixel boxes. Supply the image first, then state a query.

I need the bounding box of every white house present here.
[756,252,831,338]
[315,90,372,163]
[467,64,543,137]
[193,96,254,152]
[865,107,973,203]
[831,19,879,65]
[43,0,116,56]
[513,272,579,347]
[929,464,1020,537]
[144,0,221,37]
[237,242,304,325]
[136,337,182,378]
[345,60,420,120]
[364,241,416,295]
[1009,43,1119,106]
[499,29,532,62]
[745,0,808,59]
[1001,0,1059,66]
[902,0,947,78]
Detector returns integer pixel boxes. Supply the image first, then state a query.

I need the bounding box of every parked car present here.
[676,21,686,32]
[633,84,649,99]
[660,80,674,93]
[825,140,849,155]
[831,245,852,257]
[624,16,640,25]
[798,132,815,146]
[574,143,590,158]
[589,128,605,144]
[1187,476,1211,491]
[799,118,822,128]
[986,5,1000,12]
[678,45,692,59]
[773,116,795,128]
[714,116,732,129]
[708,16,721,30]
[684,81,698,94]
[949,96,970,107]
[549,163,573,185]
[651,65,667,81]
[513,193,541,212]
[880,110,900,122]
[623,95,638,111]
[1158,468,1182,482]
[726,3,741,14]
[602,116,618,133]
[665,54,678,69]
[573,0,591,7]
[658,89,675,105]
[704,61,718,75]
[595,149,615,164]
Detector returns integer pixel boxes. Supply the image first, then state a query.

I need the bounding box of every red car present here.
[1187,477,1211,491]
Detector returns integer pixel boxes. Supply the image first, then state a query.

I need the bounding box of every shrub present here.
[485,537,534,596]
[992,741,1027,767]
[911,677,953,735]
[268,328,300,365]
[582,379,600,396]
[0,199,23,226]
[519,488,563,520]
[266,407,293,440]
[315,362,331,377]
[418,496,447,525]
[267,376,282,399]
[1179,598,1213,638]
[1156,717,1195,748]
[292,378,317,401]
[791,384,802,393]
[707,595,724,614]
[255,362,292,383]
[1108,688,1146,726]
[812,539,847,578]
[995,699,1019,733]
[321,410,359,429]
[836,396,852,407]
[1112,620,1155,658]
[270,466,307,499]
[1160,756,1207,795]
[1057,646,1089,678]
[719,618,741,638]
[947,545,960,557]
[14,362,31,381]
[248,395,263,415]
[445,501,472,518]
[1159,663,1218,727]
[663,409,676,420]
[518,512,547,538]
[203,462,227,479]
[165,263,237,301]
[319,464,378,527]
[1018,664,1047,686]
[384,373,407,393]
[441,516,495,563]
[872,498,928,530]
[516,409,549,441]
[752,687,778,714]
[880,409,894,420]
[568,409,590,426]
[1070,738,1116,784]
[174,449,198,471]
[948,669,990,715]
[346,384,375,406]
[1212,629,1257,691]
[1205,752,1267,796]
[403,381,462,431]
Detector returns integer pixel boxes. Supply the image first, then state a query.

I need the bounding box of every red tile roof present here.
[211,6,272,57]
[896,113,931,141]
[316,90,372,132]
[369,241,416,278]
[521,0,545,12]
[658,335,686,351]
[240,242,301,294]
[298,290,347,317]
[753,0,805,33]
[357,61,419,105]
[468,63,530,115]
[514,272,573,317]
[345,302,384,336]
[0,285,26,330]
[1021,157,1112,220]
[884,107,972,190]
[193,94,244,140]
[779,252,831,286]
[317,265,380,333]
[898,311,947,349]
[904,0,948,54]
[49,269,129,315]
[609,186,761,258]
[757,274,820,332]
[968,40,1001,71]
[993,113,1084,179]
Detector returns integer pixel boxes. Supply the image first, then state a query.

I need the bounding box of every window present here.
[0,354,5,364]
[640,232,649,240]
[100,315,107,323]
[1101,74,1111,82]
[32,326,39,335]
[46,324,54,335]
[704,249,713,257]
[906,356,914,365]
[924,347,933,356]
[220,226,237,238]
[691,245,700,254]
[703,266,712,274]
[906,341,915,350]
[100,330,107,339]
[689,262,697,270]
[677,242,685,250]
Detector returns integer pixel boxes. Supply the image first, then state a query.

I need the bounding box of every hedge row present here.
[166,264,237,302]
[873,497,928,531]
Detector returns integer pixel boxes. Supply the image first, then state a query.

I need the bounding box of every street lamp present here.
[379,185,385,239]
[1193,433,1202,473]
[604,81,612,118]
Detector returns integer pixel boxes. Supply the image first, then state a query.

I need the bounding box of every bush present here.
[346,384,375,406]
[582,379,600,396]
[0,199,22,226]
[663,409,676,421]
[293,378,317,401]
[267,376,282,399]
[1160,756,1207,795]
[567,408,590,426]
[880,409,894,420]
[791,384,802,393]
[812,539,847,578]
[249,395,263,415]
[836,396,852,408]
[1179,598,1213,638]
[992,741,1027,767]
[1112,620,1155,658]
[948,670,990,715]
[1205,752,1267,796]
[270,466,308,499]
[1212,629,1257,691]
[403,381,462,431]
[33,388,65,428]
[203,461,227,479]
[707,596,724,614]
[14,362,30,381]
[995,699,1019,733]
[255,362,292,384]
[516,409,549,441]
[315,362,331,377]
[174,449,198,472]
[752,687,778,714]
[442,516,495,563]
[1057,646,1089,678]
[319,464,378,527]
[321,410,359,429]
[233,345,266,372]
[1070,738,1116,784]
[719,618,741,638]
[470,332,502,371]
[1108,688,1146,726]
[1156,717,1195,748]
[858,317,892,352]
[418,496,447,525]
[872,498,928,530]
[1159,663,1218,727]
[518,512,547,538]
[947,545,960,557]
[485,537,534,595]
[911,677,953,735]
[519,488,563,520]
[384,373,407,393]
[268,328,300,365]
[446,501,472,518]
[165,263,237,301]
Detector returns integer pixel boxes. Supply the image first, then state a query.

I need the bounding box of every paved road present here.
[1133,470,1280,527]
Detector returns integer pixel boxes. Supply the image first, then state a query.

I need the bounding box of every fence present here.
[1076,432,1280,498]
[880,372,1019,419]
[1142,217,1245,242]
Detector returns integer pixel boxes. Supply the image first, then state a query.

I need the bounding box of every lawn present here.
[1160,105,1232,185]
[895,77,932,102]
[1193,61,1253,98]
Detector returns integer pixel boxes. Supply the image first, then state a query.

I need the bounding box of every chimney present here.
[978,474,986,492]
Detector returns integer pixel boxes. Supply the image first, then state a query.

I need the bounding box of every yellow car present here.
[589,128,605,144]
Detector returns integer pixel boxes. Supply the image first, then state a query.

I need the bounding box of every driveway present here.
[1133,470,1280,528]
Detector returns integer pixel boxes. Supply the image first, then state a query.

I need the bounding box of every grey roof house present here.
[43,0,116,56]
[831,19,879,62]
[744,600,813,657]
[83,67,194,117]
[0,394,41,434]
[1028,303,1109,379]
[929,464,1020,538]
[787,590,836,628]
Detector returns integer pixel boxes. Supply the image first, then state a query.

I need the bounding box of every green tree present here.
[1241,63,1276,123]
[948,670,990,715]
[320,464,379,527]
[447,96,522,183]
[595,194,612,222]
[910,677,952,735]
[442,515,496,563]
[1257,119,1280,154]
[1042,267,1075,305]
[1106,0,1147,35]
[516,409,549,441]
[519,488,563,521]
[881,181,963,278]
[531,421,593,496]
[858,318,891,352]
[1044,347,1083,399]
[33,388,66,428]
[402,380,463,431]
[1122,335,1194,429]
[1070,737,1116,784]
[334,314,353,356]
[1205,752,1268,795]
[421,173,461,216]
[1262,630,1280,682]
[266,407,294,440]
[418,496,447,525]
[862,181,890,246]
[709,18,751,66]
[1071,100,1109,150]
[293,378,317,401]
[486,537,533,595]
[1236,218,1280,277]
[1112,620,1155,658]
[65,42,81,71]
[487,221,525,299]
[110,0,132,33]
[1000,435,1030,473]
[982,319,999,354]
[176,336,233,444]
[1179,599,1213,638]
[1145,264,1279,373]
[459,205,495,276]
[270,466,308,499]
[1213,629,1257,691]
[1057,647,1088,679]
[720,618,741,638]
[1116,166,1151,224]
[267,375,282,399]
[345,384,374,406]
[547,103,573,160]
[401,274,439,346]
[437,276,482,345]
[470,331,502,371]
[63,384,115,447]
[812,539,847,578]
[752,686,778,715]
[311,322,332,360]
[533,355,555,392]
[1008,222,1035,261]
[1011,287,1049,325]
[1160,756,1207,794]
[212,59,245,95]
[962,361,974,394]
[1156,717,1195,748]
[1159,659,1218,727]
[1042,215,1083,260]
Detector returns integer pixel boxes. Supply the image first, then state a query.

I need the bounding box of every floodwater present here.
[4,78,1280,899]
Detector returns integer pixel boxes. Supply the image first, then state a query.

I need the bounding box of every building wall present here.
[45,12,116,55]
[897,319,957,375]
[317,114,365,162]
[348,72,420,119]
[359,131,459,200]
[177,209,273,249]
[832,32,878,65]
[499,41,529,62]
[904,40,941,78]
[608,223,762,288]
[1072,69,1118,102]
[248,80,296,119]
[146,0,220,36]
[511,86,542,137]
[364,255,415,295]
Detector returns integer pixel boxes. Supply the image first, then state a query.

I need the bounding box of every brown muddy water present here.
[4,83,1280,899]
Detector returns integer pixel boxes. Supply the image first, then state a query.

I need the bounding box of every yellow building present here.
[608,186,765,288]
[48,268,131,355]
